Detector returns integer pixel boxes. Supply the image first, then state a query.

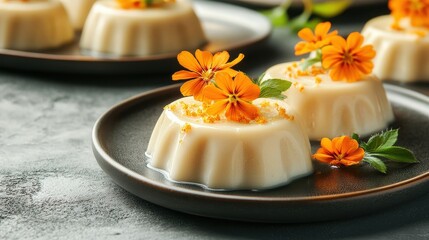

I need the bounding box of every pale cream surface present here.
[362,15,429,82]
[263,62,394,140]
[80,0,206,56]
[146,97,313,190]
[59,0,98,30]
[0,0,74,51]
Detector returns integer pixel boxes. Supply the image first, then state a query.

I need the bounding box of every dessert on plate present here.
[361,0,429,82]
[59,0,98,30]
[146,50,313,190]
[0,0,74,51]
[263,22,394,140]
[80,0,206,56]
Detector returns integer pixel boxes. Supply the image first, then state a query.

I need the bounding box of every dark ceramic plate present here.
[0,1,270,74]
[92,84,429,223]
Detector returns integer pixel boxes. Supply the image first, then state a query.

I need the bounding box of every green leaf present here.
[300,57,320,71]
[312,0,352,18]
[261,6,288,27]
[363,155,387,174]
[351,133,360,143]
[255,72,266,85]
[364,129,399,152]
[371,146,419,163]
[379,129,398,148]
[259,79,292,99]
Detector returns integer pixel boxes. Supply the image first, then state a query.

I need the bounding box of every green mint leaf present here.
[364,129,399,152]
[261,6,288,27]
[255,72,266,85]
[259,79,292,99]
[363,155,387,174]
[379,129,398,148]
[312,0,352,18]
[371,146,419,163]
[300,57,320,71]
[351,133,360,143]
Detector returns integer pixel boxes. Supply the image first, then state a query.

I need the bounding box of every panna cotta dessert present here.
[59,0,98,30]
[146,97,312,190]
[361,1,429,82]
[80,0,206,56]
[263,63,394,140]
[0,0,74,51]
[263,22,394,140]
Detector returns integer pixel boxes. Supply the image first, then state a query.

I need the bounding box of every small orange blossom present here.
[313,136,365,167]
[203,72,260,123]
[172,50,244,101]
[116,0,175,9]
[389,0,429,28]
[295,22,338,55]
[322,32,375,82]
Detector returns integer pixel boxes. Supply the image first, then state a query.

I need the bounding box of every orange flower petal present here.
[214,72,235,94]
[320,137,334,153]
[347,32,364,50]
[195,49,213,71]
[177,51,202,73]
[298,28,315,42]
[315,21,331,37]
[236,99,259,120]
[344,148,365,162]
[234,72,260,101]
[203,84,228,101]
[217,68,239,77]
[220,53,245,70]
[180,79,206,99]
[211,51,230,69]
[172,70,200,81]
[206,99,229,116]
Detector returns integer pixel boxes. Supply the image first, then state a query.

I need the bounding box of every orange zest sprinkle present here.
[321,32,376,82]
[203,72,260,123]
[181,123,192,134]
[116,0,175,9]
[295,22,338,55]
[313,136,365,167]
[172,49,244,101]
[389,0,429,29]
[274,103,294,120]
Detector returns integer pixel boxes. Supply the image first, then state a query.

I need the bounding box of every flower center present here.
[343,52,354,64]
[410,0,424,11]
[228,94,238,103]
[335,153,345,161]
[201,69,214,82]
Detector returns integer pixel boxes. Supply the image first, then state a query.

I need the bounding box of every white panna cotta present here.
[80,0,206,56]
[146,97,313,191]
[0,0,74,51]
[263,62,394,140]
[59,0,98,30]
[362,15,429,82]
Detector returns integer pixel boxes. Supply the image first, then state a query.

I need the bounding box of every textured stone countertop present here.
[1,2,429,240]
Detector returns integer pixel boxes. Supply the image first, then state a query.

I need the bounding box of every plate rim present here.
[92,83,429,203]
[0,0,272,64]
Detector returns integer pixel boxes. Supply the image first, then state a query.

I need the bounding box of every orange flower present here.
[389,0,429,28]
[313,136,365,167]
[321,32,375,82]
[295,22,338,55]
[172,50,245,101]
[116,0,175,9]
[203,72,260,123]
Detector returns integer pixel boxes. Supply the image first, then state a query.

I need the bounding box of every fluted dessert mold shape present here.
[145,97,313,191]
[0,0,74,51]
[263,62,394,140]
[80,0,206,56]
[60,0,98,30]
[362,15,429,82]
